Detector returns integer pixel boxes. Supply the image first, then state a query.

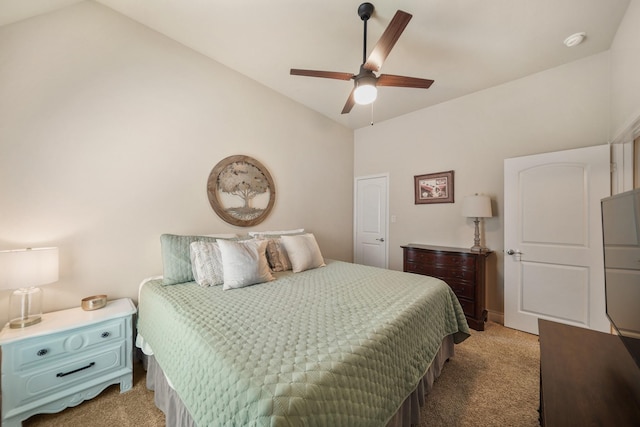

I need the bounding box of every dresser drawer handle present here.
[36,349,49,357]
[56,362,95,378]
[101,331,111,338]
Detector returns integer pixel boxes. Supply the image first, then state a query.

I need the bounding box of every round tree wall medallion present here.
[207,155,276,227]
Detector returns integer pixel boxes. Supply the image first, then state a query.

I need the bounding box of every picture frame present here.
[414,170,454,204]
[207,155,276,227]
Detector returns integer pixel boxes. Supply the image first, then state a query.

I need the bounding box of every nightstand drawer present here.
[16,318,125,370]
[13,341,127,407]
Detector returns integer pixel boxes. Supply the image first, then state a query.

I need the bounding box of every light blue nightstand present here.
[0,298,136,427]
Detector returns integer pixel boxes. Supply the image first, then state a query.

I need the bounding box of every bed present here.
[136,233,470,426]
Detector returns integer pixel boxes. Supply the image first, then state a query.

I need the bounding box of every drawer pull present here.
[101,331,111,338]
[36,349,49,357]
[56,362,95,378]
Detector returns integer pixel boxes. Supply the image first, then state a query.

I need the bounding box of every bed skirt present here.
[141,334,454,427]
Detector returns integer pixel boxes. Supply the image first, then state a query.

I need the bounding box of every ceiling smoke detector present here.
[564,32,586,47]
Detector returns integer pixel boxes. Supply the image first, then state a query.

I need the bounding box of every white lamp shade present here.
[0,247,59,290]
[462,195,492,218]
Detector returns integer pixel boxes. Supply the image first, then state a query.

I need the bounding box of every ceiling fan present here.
[290,2,434,115]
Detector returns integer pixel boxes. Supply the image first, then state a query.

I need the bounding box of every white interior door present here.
[354,175,388,268]
[504,144,610,334]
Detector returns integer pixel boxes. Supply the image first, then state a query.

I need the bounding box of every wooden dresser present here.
[539,319,640,426]
[401,244,492,331]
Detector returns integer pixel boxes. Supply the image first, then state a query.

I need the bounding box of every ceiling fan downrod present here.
[353,2,378,106]
[358,3,375,65]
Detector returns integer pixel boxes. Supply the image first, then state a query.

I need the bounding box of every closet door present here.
[354,174,388,268]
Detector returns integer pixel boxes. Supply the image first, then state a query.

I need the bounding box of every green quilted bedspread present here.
[137,260,469,426]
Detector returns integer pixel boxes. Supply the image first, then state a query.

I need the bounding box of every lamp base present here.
[10,315,42,329]
[469,218,488,253]
[9,286,43,329]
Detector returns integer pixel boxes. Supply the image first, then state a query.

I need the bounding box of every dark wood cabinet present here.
[539,319,640,426]
[401,244,491,331]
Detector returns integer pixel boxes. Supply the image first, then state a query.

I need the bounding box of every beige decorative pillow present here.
[265,238,292,272]
[190,241,224,287]
[281,233,326,273]
[218,239,274,290]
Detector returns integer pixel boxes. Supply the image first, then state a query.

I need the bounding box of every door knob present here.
[376,238,385,242]
[506,249,523,261]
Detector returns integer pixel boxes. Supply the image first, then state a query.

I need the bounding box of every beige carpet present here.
[23,356,165,427]
[419,321,540,426]
[23,321,539,427]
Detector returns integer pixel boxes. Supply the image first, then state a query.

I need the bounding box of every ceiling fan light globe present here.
[354,84,377,105]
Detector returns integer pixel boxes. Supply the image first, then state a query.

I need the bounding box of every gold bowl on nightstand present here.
[81,295,107,311]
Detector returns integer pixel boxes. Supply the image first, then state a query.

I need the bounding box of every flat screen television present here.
[601,188,640,369]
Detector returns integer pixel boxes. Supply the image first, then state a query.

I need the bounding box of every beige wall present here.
[0,2,354,323]
[611,0,640,138]
[354,0,640,321]
[354,52,612,319]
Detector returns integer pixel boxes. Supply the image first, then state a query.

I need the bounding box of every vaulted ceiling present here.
[1,0,631,129]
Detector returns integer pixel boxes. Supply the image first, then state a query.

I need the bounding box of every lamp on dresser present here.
[0,247,59,328]
[462,194,492,252]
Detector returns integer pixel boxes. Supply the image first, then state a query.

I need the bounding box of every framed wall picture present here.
[207,155,276,227]
[414,170,454,204]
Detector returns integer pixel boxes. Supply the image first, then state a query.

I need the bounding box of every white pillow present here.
[248,228,304,237]
[218,239,274,290]
[281,233,325,273]
[190,241,224,287]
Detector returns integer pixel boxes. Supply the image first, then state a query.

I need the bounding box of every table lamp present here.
[0,247,59,328]
[462,194,492,252]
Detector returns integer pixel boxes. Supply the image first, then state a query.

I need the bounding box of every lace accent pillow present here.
[161,234,218,285]
[190,241,224,287]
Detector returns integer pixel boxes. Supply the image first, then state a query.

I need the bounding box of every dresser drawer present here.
[457,298,476,317]
[405,249,476,269]
[445,281,475,300]
[15,318,125,370]
[407,263,476,284]
[12,341,128,408]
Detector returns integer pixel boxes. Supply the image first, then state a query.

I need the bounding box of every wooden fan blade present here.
[377,74,434,89]
[290,69,354,81]
[341,89,356,114]
[363,10,412,72]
